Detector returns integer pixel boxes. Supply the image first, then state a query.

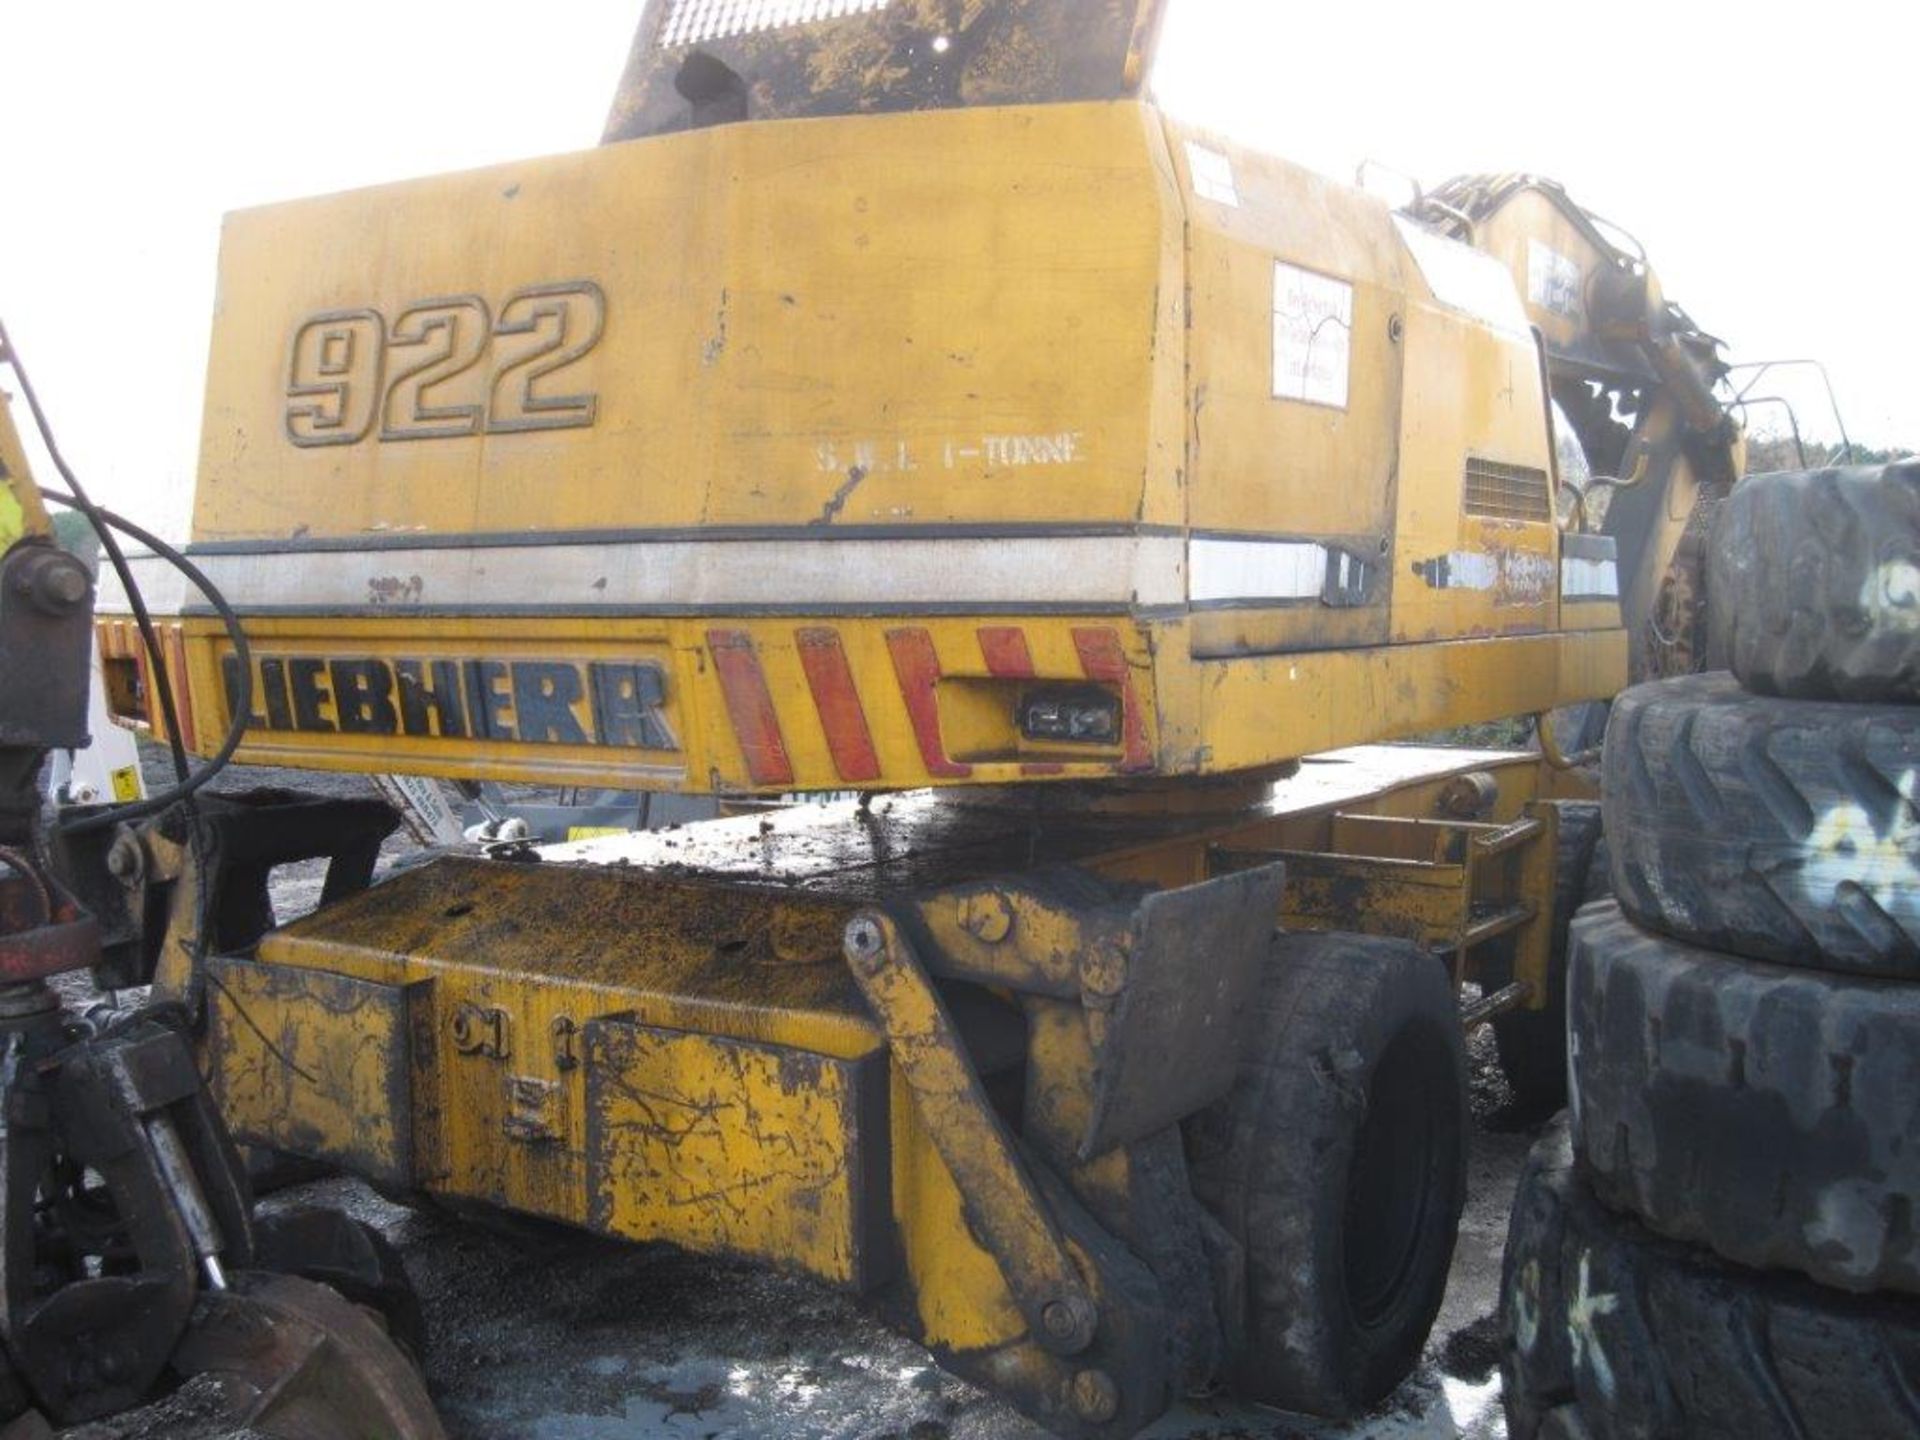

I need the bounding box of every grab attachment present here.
[606,0,1171,141]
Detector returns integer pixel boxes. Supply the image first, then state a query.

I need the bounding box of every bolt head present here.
[1037,1291,1098,1354]
[843,916,887,974]
[13,551,91,615]
[40,563,89,608]
[105,832,145,884]
[958,889,1014,945]
[1070,1369,1119,1424]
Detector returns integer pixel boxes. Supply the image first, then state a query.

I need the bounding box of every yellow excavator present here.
[2,1,1746,1434]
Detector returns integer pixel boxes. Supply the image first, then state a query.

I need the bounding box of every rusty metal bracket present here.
[842,910,1097,1356]
[898,863,1284,1158]
[137,790,400,1008]
[903,868,1139,1000]
[0,857,99,985]
[1212,802,1560,1019]
[1019,997,1224,1396]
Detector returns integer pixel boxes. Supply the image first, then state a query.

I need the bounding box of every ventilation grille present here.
[660,0,893,48]
[1463,457,1553,523]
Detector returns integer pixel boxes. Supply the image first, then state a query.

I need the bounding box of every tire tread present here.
[1186,932,1468,1418]
[1567,903,1920,1296]
[1502,1122,1920,1440]
[1711,462,1920,702]
[1604,674,1920,977]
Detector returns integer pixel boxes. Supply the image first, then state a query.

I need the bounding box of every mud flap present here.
[1079,863,1284,1159]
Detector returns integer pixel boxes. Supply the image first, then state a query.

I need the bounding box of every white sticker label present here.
[1272,262,1352,409]
[1561,557,1621,600]
[1528,239,1582,319]
[1185,141,1240,208]
[1394,217,1534,337]
[1189,538,1330,603]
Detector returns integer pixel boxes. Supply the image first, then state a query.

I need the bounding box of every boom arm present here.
[1418,174,1744,681]
[0,389,52,550]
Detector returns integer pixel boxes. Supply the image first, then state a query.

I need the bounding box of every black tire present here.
[1492,802,1609,1115]
[253,1205,428,1363]
[1501,1119,1920,1440]
[1185,932,1468,1418]
[241,1145,333,1196]
[1604,673,1920,978]
[1710,462,1920,702]
[1568,902,1920,1296]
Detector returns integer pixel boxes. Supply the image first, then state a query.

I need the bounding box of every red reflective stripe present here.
[166,626,196,749]
[707,629,795,787]
[1071,626,1153,773]
[97,620,133,659]
[795,628,882,783]
[885,628,971,779]
[128,630,154,729]
[976,626,1036,678]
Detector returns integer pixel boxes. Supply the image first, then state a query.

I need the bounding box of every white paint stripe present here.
[101,534,1389,615]
[1561,558,1620,600]
[92,551,188,615]
[1188,537,1329,603]
[101,536,1191,613]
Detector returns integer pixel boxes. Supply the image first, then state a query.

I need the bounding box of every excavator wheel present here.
[169,1271,445,1440]
[254,1206,428,1363]
[1185,932,1469,1418]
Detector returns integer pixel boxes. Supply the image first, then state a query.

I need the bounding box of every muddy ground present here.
[70,754,1542,1440]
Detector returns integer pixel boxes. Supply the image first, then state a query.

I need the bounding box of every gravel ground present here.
[57,752,1542,1440]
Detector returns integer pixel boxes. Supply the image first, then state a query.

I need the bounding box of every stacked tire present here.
[1501,461,1920,1438]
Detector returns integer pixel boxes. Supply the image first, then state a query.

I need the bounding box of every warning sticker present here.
[1527,239,1582,319]
[1273,262,1353,409]
[109,766,142,803]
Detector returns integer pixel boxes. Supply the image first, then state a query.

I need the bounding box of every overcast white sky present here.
[3,0,1914,538]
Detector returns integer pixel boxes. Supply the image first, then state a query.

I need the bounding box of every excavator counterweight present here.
[103,93,1631,796]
